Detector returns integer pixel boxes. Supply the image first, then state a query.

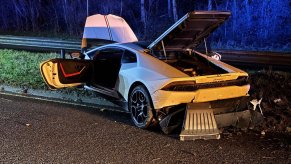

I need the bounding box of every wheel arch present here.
[127,81,156,111]
[128,81,149,102]
[128,81,158,128]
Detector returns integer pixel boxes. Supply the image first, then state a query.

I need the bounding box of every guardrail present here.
[0,35,290,68]
[0,35,81,52]
[217,50,291,67]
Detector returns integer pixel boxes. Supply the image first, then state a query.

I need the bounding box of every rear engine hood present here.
[83,14,138,43]
[148,11,230,51]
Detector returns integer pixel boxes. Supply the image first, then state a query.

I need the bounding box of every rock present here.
[164,144,170,147]
[273,98,282,103]
[261,131,266,135]
[75,98,83,103]
[236,132,242,135]
[22,88,28,94]
[223,131,231,135]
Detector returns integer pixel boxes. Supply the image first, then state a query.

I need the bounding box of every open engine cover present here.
[83,14,138,43]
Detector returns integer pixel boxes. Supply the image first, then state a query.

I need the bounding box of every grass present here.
[0,49,58,89]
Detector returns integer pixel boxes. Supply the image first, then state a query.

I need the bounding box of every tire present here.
[129,85,155,129]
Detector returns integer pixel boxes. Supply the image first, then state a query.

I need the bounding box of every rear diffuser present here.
[180,103,220,141]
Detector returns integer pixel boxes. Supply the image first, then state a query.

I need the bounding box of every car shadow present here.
[65,102,181,139]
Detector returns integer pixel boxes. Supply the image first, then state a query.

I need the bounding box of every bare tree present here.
[87,0,89,16]
[0,1,8,29]
[244,0,251,27]
[28,0,40,32]
[62,0,70,34]
[12,0,27,31]
[231,0,237,34]
[168,0,171,18]
[172,0,178,22]
[120,0,123,16]
[208,0,212,10]
[141,0,146,26]
[140,0,147,37]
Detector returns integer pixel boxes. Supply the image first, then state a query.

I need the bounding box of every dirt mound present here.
[248,70,291,132]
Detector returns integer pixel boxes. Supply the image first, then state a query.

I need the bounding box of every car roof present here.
[85,42,146,55]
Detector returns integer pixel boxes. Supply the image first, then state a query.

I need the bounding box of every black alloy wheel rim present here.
[130,90,149,125]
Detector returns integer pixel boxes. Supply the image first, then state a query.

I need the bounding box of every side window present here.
[87,50,98,59]
[122,50,137,63]
[93,48,124,60]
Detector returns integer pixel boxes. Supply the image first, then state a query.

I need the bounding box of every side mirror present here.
[60,50,85,60]
[60,49,66,59]
[71,52,85,59]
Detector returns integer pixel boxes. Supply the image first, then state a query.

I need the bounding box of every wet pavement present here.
[0,94,290,163]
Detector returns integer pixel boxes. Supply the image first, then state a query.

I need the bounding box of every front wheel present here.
[129,85,155,129]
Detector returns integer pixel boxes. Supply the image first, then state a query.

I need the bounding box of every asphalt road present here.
[0,94,290,163]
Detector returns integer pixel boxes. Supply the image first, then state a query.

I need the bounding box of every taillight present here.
[161,81,197,91]
[236,76,249,86]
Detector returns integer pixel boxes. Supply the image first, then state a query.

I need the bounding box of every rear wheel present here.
[129,85,155,129]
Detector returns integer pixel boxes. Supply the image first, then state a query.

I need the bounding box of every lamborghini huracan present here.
[40,11,251,134]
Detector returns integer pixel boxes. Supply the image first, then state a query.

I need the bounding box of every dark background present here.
[0,0,290,51]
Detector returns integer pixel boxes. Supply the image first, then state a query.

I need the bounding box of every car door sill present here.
[84,85,128,110]
[84,85,120,99]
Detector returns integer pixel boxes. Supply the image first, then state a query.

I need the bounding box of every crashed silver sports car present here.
[40,11,251,140]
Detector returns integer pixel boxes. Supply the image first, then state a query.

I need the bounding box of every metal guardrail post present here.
[61,49,65,59]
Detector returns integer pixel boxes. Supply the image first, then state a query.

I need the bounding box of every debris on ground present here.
[248,70,291,133]
[250,98,263,115]
[1,69,290,135]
